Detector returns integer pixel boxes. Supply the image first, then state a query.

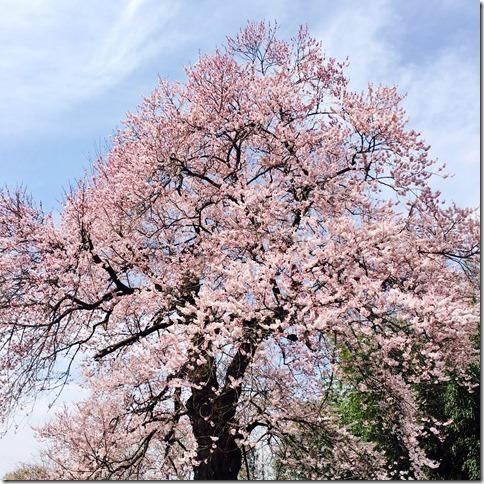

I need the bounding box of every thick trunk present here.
[187,383,243,480]
[192,431,242,480]
[186,337,257,480]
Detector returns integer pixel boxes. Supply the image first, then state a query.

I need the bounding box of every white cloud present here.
[0,0,181,135]
[314,0,479,206]
[400,50,479,206]
[315,0,399,90]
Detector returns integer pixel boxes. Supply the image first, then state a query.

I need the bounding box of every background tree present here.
[417,337,480,480]
[277,339,480,480]
[0,22,479,480]
[3,463,50,481]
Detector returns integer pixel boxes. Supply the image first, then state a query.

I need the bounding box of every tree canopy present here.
[0,22,479,480]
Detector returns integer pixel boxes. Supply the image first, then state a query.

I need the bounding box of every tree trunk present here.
[192,430,242,480]
[187,381,243,480]
[186,337,257,480]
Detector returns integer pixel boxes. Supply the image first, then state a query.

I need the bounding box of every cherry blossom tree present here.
[0,22,479,480]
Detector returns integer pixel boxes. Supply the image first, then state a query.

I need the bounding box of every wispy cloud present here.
[314,0,479,206]
[400,50,479,206]
[315,0,399,89]
[0,0,181,135]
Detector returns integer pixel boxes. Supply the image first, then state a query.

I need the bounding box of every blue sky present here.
[0,0,479,475]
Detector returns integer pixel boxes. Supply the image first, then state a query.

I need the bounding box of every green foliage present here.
[334,362,480,480]
[332,328,481,480]
[336,386,411,474]
[418,361,480,480]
